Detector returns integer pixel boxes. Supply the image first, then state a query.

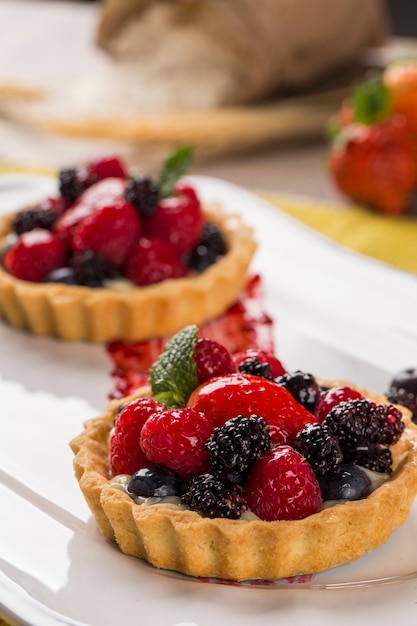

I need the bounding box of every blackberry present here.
[186,222,228,272]
[124,176,159,217]
[324,399,404,447]
[71,250,113,287]
[59,167,96,203]
[206,414,271,484]
[386,367,417,422]
[12,207,58,234]
[237,357,274,381]
[293,422,343,476]
[275,371,321,412]
[343,443,393,474]
[181,473,248,519]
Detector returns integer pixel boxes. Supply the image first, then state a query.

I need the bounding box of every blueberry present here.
[128,464,182,498]
[45,267,78,285]
[318,464,372,501]
[386,367,417,422]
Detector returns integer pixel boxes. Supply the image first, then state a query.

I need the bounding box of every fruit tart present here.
[0,148,256,342]
[70,326,417,581]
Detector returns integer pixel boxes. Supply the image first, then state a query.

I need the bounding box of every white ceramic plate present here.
[1,174,417,626]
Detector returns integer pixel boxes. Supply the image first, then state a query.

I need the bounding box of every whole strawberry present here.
[4,229,68,282]
[109,397,165,476]
[329,115,417,215]
[244,445,322,521]
[140,407,212,478]
[188,372,318,444]
[383,58,417,139]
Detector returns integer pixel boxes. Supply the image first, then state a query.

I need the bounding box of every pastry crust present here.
[0,204,256,342]
[70,382,417,581]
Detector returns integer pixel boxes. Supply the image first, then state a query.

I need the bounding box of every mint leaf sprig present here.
[157,145,194,199]
[149,325,200,408]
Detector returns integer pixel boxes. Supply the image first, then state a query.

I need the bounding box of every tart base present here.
[70,382,417,581]
[0,204,256,342]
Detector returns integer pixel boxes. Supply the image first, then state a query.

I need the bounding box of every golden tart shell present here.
[70,382,417,581]
[0,204,256,342]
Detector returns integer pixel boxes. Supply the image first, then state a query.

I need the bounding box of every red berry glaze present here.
[244,445,322,521]
[144,183,203,255]
[109,397,165,476]
[4,229,68,282]
[72,200,142,268]
[124,237,188,286]
[188,373,318,444]
[314,386,365,422]
[140,407,212,478]
[233,348,286,378]
[194,337,236,384]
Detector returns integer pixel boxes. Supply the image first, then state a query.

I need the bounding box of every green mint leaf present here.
[157,145,194,198]
[149,325,199,408]
[352,75,391,125]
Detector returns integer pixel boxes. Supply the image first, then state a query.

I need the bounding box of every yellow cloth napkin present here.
[264,194,417,276]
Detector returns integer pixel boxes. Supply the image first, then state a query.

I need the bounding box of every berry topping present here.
[237,357,275,380]
[71,200,142,268]
[193,336,236,384]
[127,463,182,498]
[181,473,248,519]
[71,250,114,287]
[314,385,365,421]
[386,367,417,422]
[275,371,321,412]
[124,237,187,286]
[185,222,228,272]
[188,372,318,444]
[58,167,97,203]
[293,422,343,476]
[343,443,393,474]
[86,154,126,180]
[139,407,212,478]
[233,348,286,379]
[318,464,373,502]
[324,399,405,447]
[124,176,159,217]
[206,415,271,484]
[109,398,165,477]
[11,200,62,235]
[244,445,322,521]
[3,229,68,282]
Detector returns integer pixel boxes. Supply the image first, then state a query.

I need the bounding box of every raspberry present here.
[206,414,271,484]
[144,183,204,255]
[86,154,126,180]
[71,200,142,268]
[194,336,236,384]
[124,237,188,286]
[314,386,364,422]
[124,176,159,218]
[139,407,213,478]
[3,229,68,282]
[244,445,322,521]
[188,373,318,444]
[233,349,286,379]
[181,473,248,519]
[109,397,165,476]
[275,371,321,413]
[293,422,343,476]
[324,399,405,447]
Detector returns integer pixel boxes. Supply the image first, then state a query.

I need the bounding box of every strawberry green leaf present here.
[157,145,194,199]
[352,75,391,125]
[149,325,199,408]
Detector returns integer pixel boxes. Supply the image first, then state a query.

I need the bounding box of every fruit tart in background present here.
[0,147,256,342]
[71,325,417,582]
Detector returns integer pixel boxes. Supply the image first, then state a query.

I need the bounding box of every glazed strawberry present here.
[144,183,204,255]
[244,445,322,521]
[140,407,212,478]
[86,154,126,180]
[53,178,126,245]
[72,200,142,268]
[109,397,165,476]
[3,229,68,282]
[328,115,417,215]
[233,348,286,378]
[194,337,236,384]
[314,386,365,422]
[124,237,188,286]
[188,373,318,444]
